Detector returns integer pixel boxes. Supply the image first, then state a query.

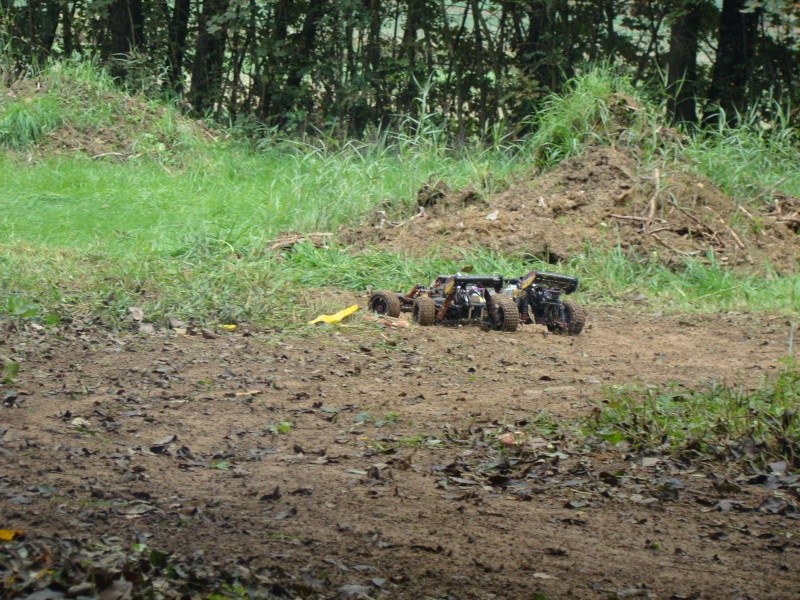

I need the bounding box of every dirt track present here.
[3,307,799,598]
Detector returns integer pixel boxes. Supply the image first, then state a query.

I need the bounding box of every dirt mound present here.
[342,145,799,272]
[2,77,209,160]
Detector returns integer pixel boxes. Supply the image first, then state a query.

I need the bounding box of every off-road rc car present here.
[369,270,586,335]
[368,274,519,332]
[503,271,586,335]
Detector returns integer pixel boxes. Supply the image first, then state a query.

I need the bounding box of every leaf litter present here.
[2,311,800,597]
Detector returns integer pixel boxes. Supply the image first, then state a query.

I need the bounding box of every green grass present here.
[684,115,800,201]
[0,137,517,256]
[0,95,63,148]
[0,60,202,158]
[0,61,798,327]
[585,365,800,468]
[520,67,800,202]
[2,240,797,328]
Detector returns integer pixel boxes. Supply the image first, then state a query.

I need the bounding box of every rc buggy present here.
[368,274,519,331]
[368,270,586,334]
[504,271,586,335]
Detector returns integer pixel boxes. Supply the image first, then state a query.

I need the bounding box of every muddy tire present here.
[368,290,402,317]
[489,294,519,332]
[546,301,586,335]
[412,296,437,326]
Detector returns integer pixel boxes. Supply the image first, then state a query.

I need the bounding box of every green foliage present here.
[587,366,800,468]
[684,103,800,201]
[2,359,19,384]
[0,62,797,328]
[0,238,797,329]
[263,421,293,435]
[0,95,62,148]
[0,61,204,156]
[1,292,41,320]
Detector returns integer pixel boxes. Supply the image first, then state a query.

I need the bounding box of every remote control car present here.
[368,274,519,331]
[504,271,586,335]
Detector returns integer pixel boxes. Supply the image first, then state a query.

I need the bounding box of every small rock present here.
[168,316,186,329]
[71,417,92,428]
[339,584,372,598]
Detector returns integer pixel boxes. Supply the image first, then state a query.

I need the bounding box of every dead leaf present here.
[260,486,282,502]
[273,506,297,520]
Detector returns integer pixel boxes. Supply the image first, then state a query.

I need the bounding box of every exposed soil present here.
[3,308,799,598]
[342,146,800,274]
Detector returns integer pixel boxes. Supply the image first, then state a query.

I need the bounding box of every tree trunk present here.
[189,0,230,115]
[365,0,384,122]
[106,0,145,79]
[63,1,75,56]
[285,0,326,90]
[705,0,759,123]
[399,0,424,112]
[667,1,704,126]
[167,0,191,92]
[38,0,63,62]
[257,0,290,118]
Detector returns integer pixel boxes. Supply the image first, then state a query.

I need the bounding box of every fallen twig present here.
[646,226,674,235]
[751,176,788,203]
[668,195,724,247]
[91,152,127,160]
[609,214,666,224]
[643,168,660,232]
[705,207,746,249]
[268,232,333,251]
[651,233,692,256]
[737,205,755,219]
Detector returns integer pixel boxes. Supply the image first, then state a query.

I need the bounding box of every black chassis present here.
[506,271,586,335]
[368,274,518,331]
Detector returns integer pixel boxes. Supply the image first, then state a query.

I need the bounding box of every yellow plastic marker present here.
[308,304,360,325]
[0,529,23,541]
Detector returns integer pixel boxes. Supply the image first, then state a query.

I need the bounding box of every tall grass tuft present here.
[0,96,63,148]
[684,102,800,201]
[587,366,800,468]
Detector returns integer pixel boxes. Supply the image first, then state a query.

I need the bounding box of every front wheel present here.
[546,301,586,335]
[368,290,402,317]
[412,296,437,326]
[489,295,519,332]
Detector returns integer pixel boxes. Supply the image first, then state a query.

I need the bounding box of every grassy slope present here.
[1,64,799,326]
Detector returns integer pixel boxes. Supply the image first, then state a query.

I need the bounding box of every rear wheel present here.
[546,301,586,335]
[489,295,519,332]
[368,290,402,317]
[412,296,436,326]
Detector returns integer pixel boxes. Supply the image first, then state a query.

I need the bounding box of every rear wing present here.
[519,271,579,294]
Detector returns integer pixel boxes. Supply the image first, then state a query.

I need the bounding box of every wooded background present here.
[2,0,799,136]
